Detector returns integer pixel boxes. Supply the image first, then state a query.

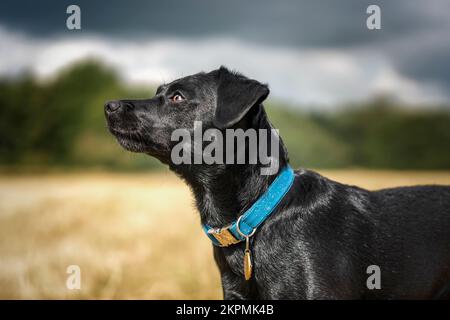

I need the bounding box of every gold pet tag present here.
[244,237,252,280]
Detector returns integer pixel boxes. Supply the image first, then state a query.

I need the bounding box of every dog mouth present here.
[107,125,145,152]
[108,126,138,136]
[107,125,167,158]
[105,115,171,160]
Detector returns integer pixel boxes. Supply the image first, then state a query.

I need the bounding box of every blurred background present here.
[0,0,449,299]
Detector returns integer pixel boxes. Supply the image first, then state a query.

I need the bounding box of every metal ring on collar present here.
[236,215,256,238]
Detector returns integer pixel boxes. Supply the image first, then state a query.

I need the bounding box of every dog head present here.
[105,67,272,166]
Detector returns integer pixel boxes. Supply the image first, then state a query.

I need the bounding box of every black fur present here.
[105,67,450,299]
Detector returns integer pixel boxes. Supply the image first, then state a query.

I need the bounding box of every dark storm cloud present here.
[390,33,450,90]
[0,0,445,47]
[0,0,449,96]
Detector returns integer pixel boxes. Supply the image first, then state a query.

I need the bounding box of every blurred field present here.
[0,169,449,299]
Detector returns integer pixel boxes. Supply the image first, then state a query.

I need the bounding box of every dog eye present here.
[170,93,185,102]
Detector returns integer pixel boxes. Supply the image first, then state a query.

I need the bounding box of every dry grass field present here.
[0,169,449,299]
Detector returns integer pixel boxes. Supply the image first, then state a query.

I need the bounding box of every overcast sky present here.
[0,0,449,107]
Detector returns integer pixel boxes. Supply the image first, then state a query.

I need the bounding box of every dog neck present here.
[170,105,289,228]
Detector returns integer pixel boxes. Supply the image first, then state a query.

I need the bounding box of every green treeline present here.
[1,61,449,171]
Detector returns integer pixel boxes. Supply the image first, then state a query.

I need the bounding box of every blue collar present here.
[202,165,295,247]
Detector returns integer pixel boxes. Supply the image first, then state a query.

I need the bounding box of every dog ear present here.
[214,67,269,129]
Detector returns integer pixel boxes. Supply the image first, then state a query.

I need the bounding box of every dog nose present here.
[105,100,121,113]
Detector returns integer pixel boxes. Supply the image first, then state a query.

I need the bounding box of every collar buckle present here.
[207,227,240,247]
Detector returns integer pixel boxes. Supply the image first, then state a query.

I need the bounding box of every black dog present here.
[105,67,450,299]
